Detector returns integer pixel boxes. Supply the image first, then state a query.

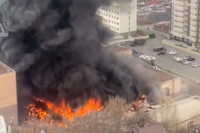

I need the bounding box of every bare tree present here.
[153,98,179,132]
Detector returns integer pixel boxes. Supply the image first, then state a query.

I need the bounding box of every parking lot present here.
[123,32,200,83]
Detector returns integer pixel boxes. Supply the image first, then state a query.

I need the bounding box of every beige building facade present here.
[160,77,181,96]
[97,0,137,37]
[170,0,200,48]
[0,61,18,125]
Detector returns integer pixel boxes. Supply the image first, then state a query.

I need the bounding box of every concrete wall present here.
[0,72,17,107]
[160,77,181,95]
[10,126,67,133]
[0,71,18,125]
[117,49,133,58]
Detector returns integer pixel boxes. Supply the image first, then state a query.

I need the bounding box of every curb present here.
[162,40,200,57]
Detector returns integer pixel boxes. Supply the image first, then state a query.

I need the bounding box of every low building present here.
[153,96,200,125]
[0,61,18,125]
[139,124,167,133]
[104,44,133,58]
[153,69,181,96]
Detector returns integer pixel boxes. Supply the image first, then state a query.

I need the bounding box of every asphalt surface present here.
[125,27,200,83]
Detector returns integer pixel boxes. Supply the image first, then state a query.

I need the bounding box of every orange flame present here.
[26,97,102,127]
[133,94,147,110]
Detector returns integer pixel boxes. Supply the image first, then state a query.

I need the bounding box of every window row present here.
[103,19,119,25]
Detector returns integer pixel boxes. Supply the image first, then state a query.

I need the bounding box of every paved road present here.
[126,26,200,83]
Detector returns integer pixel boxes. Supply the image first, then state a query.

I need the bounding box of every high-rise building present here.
[170,0,200,49]
[0,0,8,37]
[97,0,137,37]
[0,61,18,125]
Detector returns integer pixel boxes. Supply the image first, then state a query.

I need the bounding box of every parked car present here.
[183,55,195,61]
[157,51,166,55]
[153,47,167,52]
[182,60,191,65]
[192,63,200,68]
[187,57,195,61]
[131,39,146,46]
[168,50,177,55]
[173,56,183,62]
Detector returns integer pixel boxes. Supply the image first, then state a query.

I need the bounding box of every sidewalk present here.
[138,25,170,38]
[162,39,200,57]
[107,35,149,45]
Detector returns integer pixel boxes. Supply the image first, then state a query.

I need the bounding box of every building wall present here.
[160,77,181,95]
[0,71,18,125]
[97,0,137,35]
[170,0,200,48]
[0,0,9,37]
[117,49,133,58]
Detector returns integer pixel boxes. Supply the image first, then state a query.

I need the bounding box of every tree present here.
[153,98,179,132]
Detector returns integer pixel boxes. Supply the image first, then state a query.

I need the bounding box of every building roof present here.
[153,96,200,124]
[143,64,177,83]
[152,68,177,83]
[0,61,13,75]
[104,45,130,53]
[139,124,167,133]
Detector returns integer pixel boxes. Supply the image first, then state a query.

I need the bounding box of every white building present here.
[97,0,137,37]
[170,0,200,48]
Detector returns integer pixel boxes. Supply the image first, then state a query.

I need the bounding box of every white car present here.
[173,56,183,62]
[192,63,200,68]
[139,55,148,60]
[168,50,177,55]
[182,60,191,65]
[147,56,156,61]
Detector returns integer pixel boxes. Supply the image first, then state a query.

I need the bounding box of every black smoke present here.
[0,0,158,110]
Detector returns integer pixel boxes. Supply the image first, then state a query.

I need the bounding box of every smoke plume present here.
[0,0,159,109]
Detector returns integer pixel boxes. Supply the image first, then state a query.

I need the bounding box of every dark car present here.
[157,51,166,55]
[130,39,146,46]
[153,47,167,52]
[184,56,195,61]
[187,57,195,61]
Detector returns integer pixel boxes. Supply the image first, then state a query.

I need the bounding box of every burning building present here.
[0,0,160,127]
[0,61,18,125]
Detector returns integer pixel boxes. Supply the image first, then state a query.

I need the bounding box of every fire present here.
[133,94,147,110]
[26,97,103,127]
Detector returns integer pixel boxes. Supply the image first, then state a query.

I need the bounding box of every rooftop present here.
[0,61,13,75]
[104,45,130,53]
[139,124,167,133]
[152,68,177,83]
[143,64,177,82]
[153,96,200,124]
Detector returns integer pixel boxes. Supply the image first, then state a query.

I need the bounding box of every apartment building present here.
[170,0,200,48]
[97,0,137,37]
[0,0,8,37]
